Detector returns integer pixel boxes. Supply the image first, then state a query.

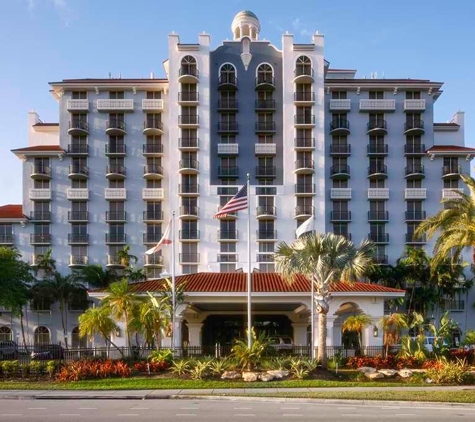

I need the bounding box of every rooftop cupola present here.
[231,10,260,41]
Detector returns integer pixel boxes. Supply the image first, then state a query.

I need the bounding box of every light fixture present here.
[373,326,379,337]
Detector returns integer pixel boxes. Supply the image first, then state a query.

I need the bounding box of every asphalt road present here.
[0,399,474,421]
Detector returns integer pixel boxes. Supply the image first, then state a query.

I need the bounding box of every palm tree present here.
[117,245,138,268]
[274,233,374,368]
[36,248,56,277]
[379,313,408,356]
[139,293,170,350]
[342,314,373,352]
[74,264,119,288]
[125,266,147,283]
[415,173,475,267]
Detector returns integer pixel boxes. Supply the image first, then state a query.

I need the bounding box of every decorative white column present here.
[291,322,309,347]
[173,317,184,350]
[326,317,336,347]
[187,323,203,346]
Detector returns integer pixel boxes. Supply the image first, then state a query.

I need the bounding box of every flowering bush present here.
[56,359,131,382]
[450,349,475,364]
[426,358,474,385]
[133,360,169,373]
[346,355,421,370]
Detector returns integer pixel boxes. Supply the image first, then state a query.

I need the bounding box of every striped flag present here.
[145,219,172,255]
[214,184,248,218]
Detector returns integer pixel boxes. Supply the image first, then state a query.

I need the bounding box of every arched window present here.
[180,55,198,78]
[295,56,312,78]
[34,326,50,346]
[0,326,12,342]
[71,326,87,349]
[257,64,274,85]
[219,64,237,85]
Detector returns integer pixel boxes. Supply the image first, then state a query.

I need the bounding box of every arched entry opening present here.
[34,326,51,346]
[71,326,87,348]
[0,326,12,342]
[333,302,364,349]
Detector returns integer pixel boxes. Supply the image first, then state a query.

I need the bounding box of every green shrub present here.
[231,328,271,371]
[45,360,57,378]
[209,358,229,375]
[426,358,473,385]
[397,336,428,361]
[288,358,309,379]
[29,361,43,376]
[149,349,174,365]
[2,360,19,377]
[170,359,191,377]
[461,330,475,347]
[20,364,30,378]
[188,361,210,380]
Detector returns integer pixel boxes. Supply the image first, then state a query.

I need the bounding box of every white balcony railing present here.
[217,143,239,154]
[329,99,351,111]
[404,188,427,200]
[359,99,396,111]
[142,99,164,111]
[255,143,277,155]
[29,189,51,200]
[367,188,389,199]
[442,188,464,200]
[142,188,164,200]
[67,188,89,200]
[330,188,352,199]
[66,99,89,111]
[105,188,127,200]
[97,99,134,111]
[404,99,426,111]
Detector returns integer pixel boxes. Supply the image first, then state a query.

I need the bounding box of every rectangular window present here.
[331,91,347,100]
[72,91,87,99]
[109,91,125,99]
[146,91,162,99]
[369,91,384,99]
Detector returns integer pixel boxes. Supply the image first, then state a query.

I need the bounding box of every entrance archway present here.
[333,302,364,348]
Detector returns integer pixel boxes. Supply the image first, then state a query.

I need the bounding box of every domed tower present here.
[231,10,261,41]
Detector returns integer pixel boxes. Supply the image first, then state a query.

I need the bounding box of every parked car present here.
[31,344,64,360]
[269,336,294,352]
[0,341,18,360]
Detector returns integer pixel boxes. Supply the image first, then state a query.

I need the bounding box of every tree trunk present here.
[317,310,328,369]
[59,299,68,349]
[103,332,124,357]
[19,311,27,349]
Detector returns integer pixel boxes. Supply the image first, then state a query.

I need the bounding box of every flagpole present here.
[171,211,176,354]
[246,173,252,349]
[311,279,315,360]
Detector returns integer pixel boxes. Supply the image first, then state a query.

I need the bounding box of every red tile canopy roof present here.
[11,145,65,153]
[0,204,25,219]
[94,273,404,294]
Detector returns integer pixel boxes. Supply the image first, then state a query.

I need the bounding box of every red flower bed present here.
[346,355,421,370]
[133,360,169,373]
[56,359,131,382]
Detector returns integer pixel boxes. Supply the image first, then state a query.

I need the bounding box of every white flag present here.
[295,216,314,239]
[146,219,172,255]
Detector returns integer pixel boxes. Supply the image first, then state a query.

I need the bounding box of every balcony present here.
[105,211,126,222]
[367,188,389,199]
[404,99,426,112]
[104,188,127,200]
[404,119,425,135]
[178,138,199,150]
[178,184,199,195]
[217,230,239,241]
[330,211,351,222]
[143,210,164,222]
[68,120,89,136]
[143,233,162,244]
[295,184,315,196]
[294,205,314,219]
[29,211,51,222]
[255,99,276,110]
[368,233,389,244]
[256,254,274,263]
[105,233,127,244]
[30,234,51,245]
[256,230,277,241]
[219,254,239,263]
[330,188,352,199]
[97,99,134,112]
[218,99,238,110]
[255,76,275,90]
[142,188,164,200]
[330,164,350,179]
[441,299,465,312]
[294,138,315,150]
[405,164,425,179]
[142,99,164,111]
[442,188,464,200]
[329,99,351,111]
[68,165,89,179]
[404,144,426,155]
[143,119,164,135]
[255,166,276,178]
[106,255,125,268]
[143,164,164,179]
[405,211,426,221]
[68,211,89,222]
[338,233,352,241]
[367,119,387,135]
[29,189,52,201]
[294,92,315,104]
[367,144,388,156]
[255,143,276,155]
[31,165,51,180]
[179,230,200,241]
[373,254,389,265]
[368,211,389,222]
[68,234,89,245]
[329,119,350,135]
[218,166,239,178]
[359,99,396,112]
[217,122,238,133]
[67,188,88,200]
[66,99,89,111]
[218,143,239,155]
[179,159,199,174]
[178,92,199,105]
[442,165,462,178]
[255,121,276,133]
[0,235,13,245]
[178,115,199,128]
[406,233,427,244]
[367,164,388,178]
[329,144,351,156]
[218,74,238,90]
[178,67,199,84]
[179,206,199,219]
[143,143,164,156]
[105,143,126,156]
[106,120,126,135]
[69,255,88,267]
[144,254,164,268]
[179,253,200,264]
[294,115,315,128]
[256,206,276,219]
[294,159,314,174]
[293,67,314,83]
[106,165,126,179]
[405,188,427,200]
[68,144,88,155]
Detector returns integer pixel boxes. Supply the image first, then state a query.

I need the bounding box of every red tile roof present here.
[93,273,404,294]
[51,78,168,84]
[434,122,460,127]
[0,204,25,219]
[426,145,475,153]
[32,123,59,127]
[11,145,65,153]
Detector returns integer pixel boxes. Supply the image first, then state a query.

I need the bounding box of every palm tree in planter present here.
[117,245,138,268]
[379,313,408,356]
[274,233,374,369]
[36,248,56,278]
[125,266,147,283]
[342,314,373,354]
[74,264,119,289]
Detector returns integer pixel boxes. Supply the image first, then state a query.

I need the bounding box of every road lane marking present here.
[131,407,149,410]
[234,414,255,417]
[234,407,253,410]
[59,414,80,417]
[281,407,300,410]
[28,408,46,410]
[175,414,196,417]
[79,407,98,410]
[282,414,304,417]
[180,407,200,410]
[0,415,22,417]
[395,415,415,417]
[117,414,139,417]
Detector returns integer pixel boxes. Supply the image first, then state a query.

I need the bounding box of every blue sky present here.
[0,0,474,204]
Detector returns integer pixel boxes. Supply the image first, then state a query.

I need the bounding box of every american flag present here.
[214,183,248,218]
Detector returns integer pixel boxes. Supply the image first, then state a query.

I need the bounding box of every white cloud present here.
[25,0,73,27]
[292,17,313,38]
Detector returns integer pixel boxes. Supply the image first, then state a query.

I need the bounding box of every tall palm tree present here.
[379,313,408,356]
[125,266,147,283]
[117,245,138,268]
[36,248,56,277]
[415,173,475,267]
[139,293,170,350]
[342,314,373,352]
[74,264,119,288]
[274,233,374,368]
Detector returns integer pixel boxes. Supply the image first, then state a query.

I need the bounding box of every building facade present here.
[0,11,473,347]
